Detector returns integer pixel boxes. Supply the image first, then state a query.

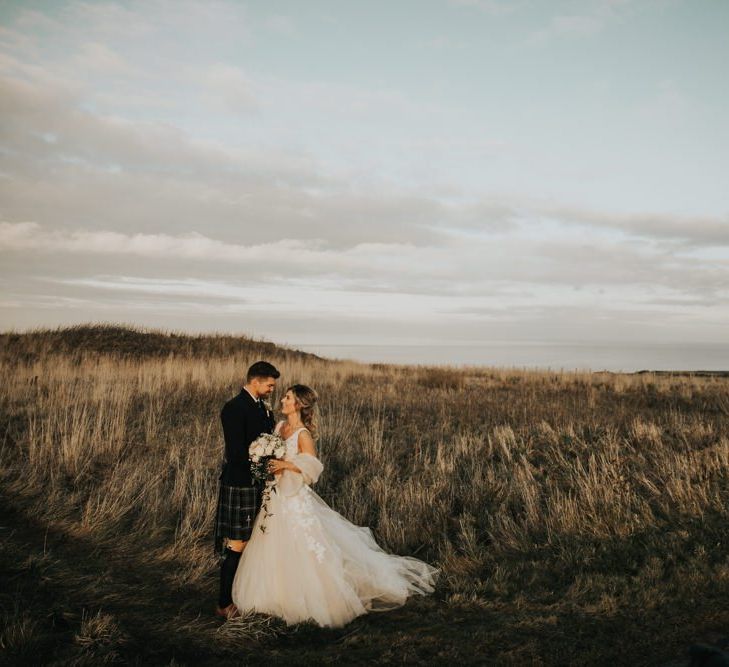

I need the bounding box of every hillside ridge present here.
[0,323,325,364]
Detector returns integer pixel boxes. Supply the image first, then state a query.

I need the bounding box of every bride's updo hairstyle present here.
[289,384,319,439]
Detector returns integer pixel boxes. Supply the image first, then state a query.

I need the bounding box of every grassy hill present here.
[0,323,325,364]
[2,325,729,665]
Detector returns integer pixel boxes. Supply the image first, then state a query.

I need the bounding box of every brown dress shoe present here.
[214,603,237,619]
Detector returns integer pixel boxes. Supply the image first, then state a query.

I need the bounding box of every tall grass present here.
[2,325,729,664]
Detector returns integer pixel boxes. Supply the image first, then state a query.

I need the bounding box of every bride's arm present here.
[269,431,323,490]
[268,431,314,477]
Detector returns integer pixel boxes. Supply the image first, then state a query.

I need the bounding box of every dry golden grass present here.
[1,325,729,665]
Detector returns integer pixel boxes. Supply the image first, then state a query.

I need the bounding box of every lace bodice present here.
[275,422,306,460]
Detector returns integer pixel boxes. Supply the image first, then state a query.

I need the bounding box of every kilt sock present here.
[218,546,242,608]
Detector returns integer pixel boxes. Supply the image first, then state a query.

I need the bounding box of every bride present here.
[231,384,438,628]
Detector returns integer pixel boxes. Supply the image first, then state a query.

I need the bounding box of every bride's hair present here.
[288,384,319,439]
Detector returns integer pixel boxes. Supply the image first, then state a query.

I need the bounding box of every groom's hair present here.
[246,361,280,382]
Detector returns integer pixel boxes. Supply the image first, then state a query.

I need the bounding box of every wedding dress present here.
[231,425,438,628]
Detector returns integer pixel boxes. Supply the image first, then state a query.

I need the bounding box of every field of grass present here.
[1,325,729,665]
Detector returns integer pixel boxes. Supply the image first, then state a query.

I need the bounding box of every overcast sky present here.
[1,0,728,350]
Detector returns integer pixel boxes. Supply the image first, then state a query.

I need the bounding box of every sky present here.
[1,0,728,354]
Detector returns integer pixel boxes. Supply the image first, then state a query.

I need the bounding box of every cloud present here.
[264,14,295,35]
[3,215,727,346]
[3,219,728,299]
[0,1,255,117]
[527,0,636,43]
[548,14,603,36]
[0,64,454,247]
[1,0,727,349]
[535,204,729,248]
[0,222,313,260]
[0,2,489,251]
[192,63,259,114]
[634,78,698,125]
[50,275,463,321]
[448,0,520,15]
[0,222,453,286]
[69,41,136,77]
[0,70,232,171]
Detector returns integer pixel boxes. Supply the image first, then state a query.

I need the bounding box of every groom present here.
[214,360,279,618]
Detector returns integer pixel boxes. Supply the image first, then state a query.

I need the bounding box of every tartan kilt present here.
[213,483,261,555]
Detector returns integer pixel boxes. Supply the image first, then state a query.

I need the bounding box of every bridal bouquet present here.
[249,432,286,533]
[249,432,286,484]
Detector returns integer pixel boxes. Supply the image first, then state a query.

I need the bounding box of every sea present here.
[295,342,729,373]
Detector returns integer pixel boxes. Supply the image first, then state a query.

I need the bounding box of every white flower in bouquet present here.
[248,431,286,533]
[249,432,286,483]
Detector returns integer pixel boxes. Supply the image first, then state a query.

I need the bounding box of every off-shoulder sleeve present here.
[277,454,324,496]
[292,453,323,485]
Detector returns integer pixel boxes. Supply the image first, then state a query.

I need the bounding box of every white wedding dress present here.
[231,424,438,628]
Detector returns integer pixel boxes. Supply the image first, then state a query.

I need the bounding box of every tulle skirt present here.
[231,481,438,628]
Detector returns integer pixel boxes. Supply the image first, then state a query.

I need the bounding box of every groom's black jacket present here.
[220,390,275,486]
